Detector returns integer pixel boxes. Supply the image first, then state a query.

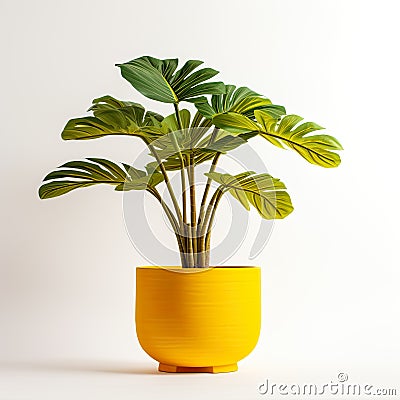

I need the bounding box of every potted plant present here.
[39,56,342,373]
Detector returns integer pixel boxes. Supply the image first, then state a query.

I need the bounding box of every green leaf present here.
[149,115,255,172]
[212,112,259,134]
[38,181,95,199]
[254,111,343,167]
[205,135,250,153]
[39,158,163,199]
[117,171,164,191]
[148,109,214,165]
[195,85,286,155]
[146,146,217,172]
[194,84,286,120]
[213,110,343,168]
[61,96,164,142]
[205,171,293,219]
[256,104,287,119]
[195,129,253,154]
[161,109,191,132]
[116,56,225,104]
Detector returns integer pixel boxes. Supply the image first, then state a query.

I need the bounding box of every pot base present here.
[158,363,238,374]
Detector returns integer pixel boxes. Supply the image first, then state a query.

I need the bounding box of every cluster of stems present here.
[145,104,224,268]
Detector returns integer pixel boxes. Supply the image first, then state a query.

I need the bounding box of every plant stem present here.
[198,186,224,267]
[197,128,221,266]
[188,153,197,265]
[170,133,188,244]
[147,143,183,232]
[173,103,183,130]
[197,128,220,228]
[148,188,187,267]
[197,153,220,227]
[200,187,224,238]
[203,189,224,267]
[173,103,194,267]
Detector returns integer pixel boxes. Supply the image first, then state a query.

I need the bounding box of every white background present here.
[1,0,399,399]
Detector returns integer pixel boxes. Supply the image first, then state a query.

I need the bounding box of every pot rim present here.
[136,265,260,270]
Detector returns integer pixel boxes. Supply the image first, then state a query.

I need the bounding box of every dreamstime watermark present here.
[258,373,397,397]
[123,128,277,270]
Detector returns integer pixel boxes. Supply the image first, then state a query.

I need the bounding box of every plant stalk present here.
[188,153,197,265]
[198,186,225,267]
[197,153,220,227]
[147,143,183,232]
[173,103,194,267]
[197,128,221,267]
[203,188,224,267]
[148,188,187,267]
[197,128,220,227]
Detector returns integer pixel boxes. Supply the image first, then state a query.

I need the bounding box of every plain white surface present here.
[1,0,399,399]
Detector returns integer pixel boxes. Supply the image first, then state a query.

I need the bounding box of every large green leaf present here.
[116,56,226,104]
[190,84,285,157]
[194,84,286,120]
[212,112,260,134]
[256,111,343,167]
[205,171,293,219]
[39,158,163,199]
[147,109,217,168]
[194,129,257,156]
[213,111,343,168]
[61,96,164,142]
[161,109,192,132]
[148,123,255,172]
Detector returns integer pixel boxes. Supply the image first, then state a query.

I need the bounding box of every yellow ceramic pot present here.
[135,266,261,373]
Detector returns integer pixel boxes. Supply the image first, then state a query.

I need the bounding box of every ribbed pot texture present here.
[135,266,261,373]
